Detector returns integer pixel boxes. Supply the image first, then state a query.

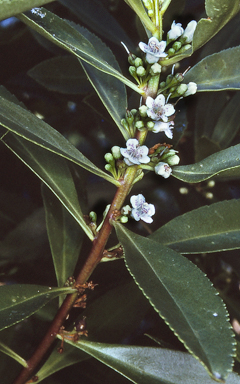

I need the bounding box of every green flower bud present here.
[128,54,136,65]
[111,146,121,159]
[130,109,138,115]
[126,110,135,124]
[129,66,137,77]
[166,74,174,85]
[177,44,191,54]
[120,216,129,223]
[172,41,182,51]
[148,9,154,17]
[121,118,129,130]
[159,81,166,88]
[139,105,148,117]
[175,83,188,96]
[105,164,112,172]
[149,63,161,76]
[147,121,155,130]
[167,154,180,166]
[142,0,153,10]
[104,152,114,164]
[89,211,97,223]
[135,120,145,130]
[175,73,184,82]
[134,57,143,67]
[136,66,146,77]
[167,48,175,56]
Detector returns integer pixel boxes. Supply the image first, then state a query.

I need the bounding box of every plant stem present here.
[12,166,138,384]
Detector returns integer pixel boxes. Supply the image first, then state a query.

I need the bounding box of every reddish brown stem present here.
[13,166,138,384]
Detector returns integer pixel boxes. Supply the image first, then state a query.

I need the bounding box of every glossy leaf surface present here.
[172,144,240,182]
[75,25,128,139]
[0,285,75,331]
[150,200,240,254]
[42,185,84,289]
[0,0,53,21]
[0,341,27,367]
[28,55,91,94]
[0,95,118,185]
[114,223,235,380]
[3,134,94,240]
[36,342,88,382]
[185,47,240,91]
[64,340,240,384]
[18,9,143,95]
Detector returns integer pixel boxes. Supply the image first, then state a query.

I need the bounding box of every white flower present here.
[155,162,172,178]
[139,37,167,64]
[130,194,155,223]
[146,94,175,123]
[152,121,174,139]
[184,82,197,96]
[182,20,197,43]
[120,139,150,166]
[167,21,184,41]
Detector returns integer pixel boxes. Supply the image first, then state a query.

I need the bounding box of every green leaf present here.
[149,200,240,254]
[172,144,240,182]
[0,0,54,21]
[2,133,94,240]
[36,341,88,382]
[59,0,135,50]
[0,341,27,368]
[42,185,84,290]
[0,94,119,185]
[114,223,235,380]
[124,0,156,35]
[62,340,240,384]
[75,26,129,139]
[192,0,240,53]
[185,47,240,91]
[0,284,75,331]
[18,9,144,96]
[28,56,91,94]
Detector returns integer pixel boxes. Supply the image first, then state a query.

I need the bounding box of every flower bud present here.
[134,57,143,67]
[120,216,129,223]
[111,146,122,159]
[159,81,166,88]
[139,105,148,117]
[142,0,153,10]
[166,74,174,85]
[167,154,180,165]
[135,120,145,130]
[182,20,197,43]
[136,66,146,77]
[104,152,114,163]
[177,44,191,54]
[89,211,97,222]
[105,164,112,172]
[128,54,136,65]
[175,83,188,96]
[149,63,161,76]
[184,82,197,96]
[172,41,182,51]
[175,73,184,82]
[167,48,175,56]
[155,162,172,178]
[147,121,155,130]
[148,9,154,17]
[126,110,135,124]
[121,118,129,130]
[129,66,137,77]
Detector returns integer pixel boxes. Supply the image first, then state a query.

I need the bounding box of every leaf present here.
[2,133,94,240]
[42,185,83,290]
[76,26,129,139]
[172,143,240,182]
[124,0,156,35]
[59,0,135,51]
[114,223,235,380]
[0,0,54,21]
[184,47,240,91]
[18,9,143,95]
[62,340,240,384]
[0,341,27,368]
[0,94,119,185]
[28,55,91,94]
[149,200,240,254]
[0,284,75,331]
[192,0,240,53]
[36,341,88,382]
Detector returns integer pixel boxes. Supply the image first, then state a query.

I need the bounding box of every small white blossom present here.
[152,121,174,139]
[130,194,155,223]
[155,162,172,178]
[121,205,132,215]
[120,139,150,166]
[139,37,167,64]
[184,82,197,96]
[182,20,197,43]
[167,21,184,41]
[146,94,175,123]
